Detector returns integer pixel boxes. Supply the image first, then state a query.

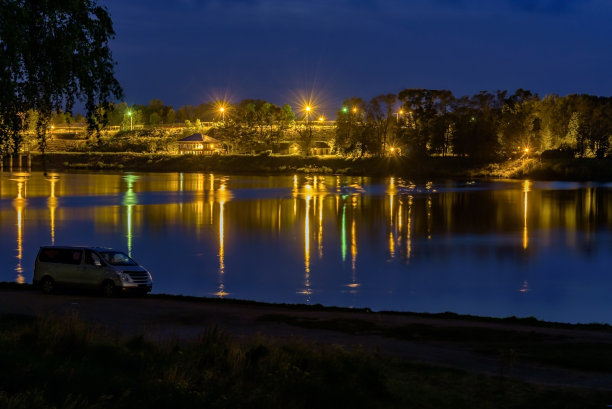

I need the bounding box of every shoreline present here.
[1,282,610,330]
[5,152,612,181]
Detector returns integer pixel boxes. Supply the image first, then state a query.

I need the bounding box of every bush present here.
[541,148,575,160]
[87,129,178,153]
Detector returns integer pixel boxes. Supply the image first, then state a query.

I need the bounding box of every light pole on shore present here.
[127,110,133,131]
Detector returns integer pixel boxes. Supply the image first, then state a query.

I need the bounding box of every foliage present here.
[208,100,295,153]
[0,0,122,155]
[86,129,177,153]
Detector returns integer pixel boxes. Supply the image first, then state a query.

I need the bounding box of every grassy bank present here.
[27,152,481,180]
[18,152,612,181]
[1,312,611,409]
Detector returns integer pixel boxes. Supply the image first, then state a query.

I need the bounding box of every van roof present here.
[39,246,118,251]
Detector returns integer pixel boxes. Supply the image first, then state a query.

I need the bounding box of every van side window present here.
[39,248,82,265]
[85,250,101,266]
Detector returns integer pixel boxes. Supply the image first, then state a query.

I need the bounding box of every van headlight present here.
[118,272,131,282]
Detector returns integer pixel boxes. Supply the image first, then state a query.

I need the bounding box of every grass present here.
[1,312,611,409]
[259,314,612,374]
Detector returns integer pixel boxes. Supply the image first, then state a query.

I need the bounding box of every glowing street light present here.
[305,105,311,122]
[396,109,404,122]
[127,110,133,131]
[220,106,225,122]
[352,107,358,114]
[318,116,324,122]
[342,106,348,114]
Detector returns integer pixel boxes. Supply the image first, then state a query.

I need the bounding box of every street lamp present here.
[127,110,133,131]
[305,105,311,122]
[220,107,225,122]
[396,109,404,122]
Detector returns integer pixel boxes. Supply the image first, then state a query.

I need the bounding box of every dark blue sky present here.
[100,0,612,116]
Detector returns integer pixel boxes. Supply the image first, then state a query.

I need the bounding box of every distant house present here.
[178,133,222,155]
[275,141,301,155]
[311,141,331,156]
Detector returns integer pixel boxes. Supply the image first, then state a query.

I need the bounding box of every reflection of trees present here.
[7,172,610,267]
[116,180,612,263]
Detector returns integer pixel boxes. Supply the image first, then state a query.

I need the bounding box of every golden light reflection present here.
[123,174,139,257]
[214,198,229,298]
[318,195,323,259]
[293,174,298,216]
[299,194,312,301]
[15,198,24,283]
[388,177,396,259]
[427,195,432,240]
[523,180,530,250]
[406,195,413,262]
[11,174,29,284]
[46,173,59,245]
[213,178,231,297]
[341,202,347,262]
[209,174,215,224]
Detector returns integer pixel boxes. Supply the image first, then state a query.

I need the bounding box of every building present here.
[275,141,301,155]
[311,141,331,156]
[177,133,222,155]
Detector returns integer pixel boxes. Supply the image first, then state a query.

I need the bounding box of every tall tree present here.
[335,97,365,155]
[0,0,123,156]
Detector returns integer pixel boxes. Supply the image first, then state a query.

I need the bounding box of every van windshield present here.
[98,251,137,266]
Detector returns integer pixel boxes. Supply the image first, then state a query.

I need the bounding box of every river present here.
[1,171,611,324]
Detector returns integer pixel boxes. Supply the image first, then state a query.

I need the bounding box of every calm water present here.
[1,171,612,323]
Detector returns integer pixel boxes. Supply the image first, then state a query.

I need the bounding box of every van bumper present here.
[119,283,152,294]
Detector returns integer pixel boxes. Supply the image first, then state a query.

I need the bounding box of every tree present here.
[0,0,123,156]
[335,98,366,155]
[271,104,295,148]
[165,108,176,124]
[149,112,162,126]
[366,94,396,156]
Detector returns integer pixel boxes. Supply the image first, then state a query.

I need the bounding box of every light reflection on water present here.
[1,171,612,323]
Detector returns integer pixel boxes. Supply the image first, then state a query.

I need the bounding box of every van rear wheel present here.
[101,280,116,297]
[41,277,55,294]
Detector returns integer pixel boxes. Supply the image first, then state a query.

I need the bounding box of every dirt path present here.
[1,289,612,391]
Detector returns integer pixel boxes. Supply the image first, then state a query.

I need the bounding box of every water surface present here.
[1,171,611,324]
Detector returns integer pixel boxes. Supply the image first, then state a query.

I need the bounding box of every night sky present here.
[101,0,612,116]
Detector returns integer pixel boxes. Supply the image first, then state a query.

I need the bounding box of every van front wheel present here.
[101,280,116,297]
[41,277,55,294]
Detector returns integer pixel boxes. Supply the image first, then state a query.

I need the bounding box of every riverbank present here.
[1,285,612,408]
[16,152,612,181]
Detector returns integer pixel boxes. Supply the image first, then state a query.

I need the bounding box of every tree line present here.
[100,89,612,158]
[336,89,612,159]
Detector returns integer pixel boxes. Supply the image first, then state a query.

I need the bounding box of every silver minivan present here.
[33,246,153,296]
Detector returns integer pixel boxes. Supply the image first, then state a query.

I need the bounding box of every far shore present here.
[4,152,612,181]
